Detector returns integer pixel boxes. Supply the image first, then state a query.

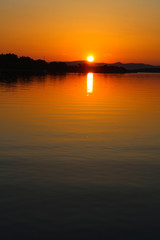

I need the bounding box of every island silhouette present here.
[0,53,160,76]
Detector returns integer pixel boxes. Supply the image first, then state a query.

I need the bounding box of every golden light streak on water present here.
[87,73,93,94]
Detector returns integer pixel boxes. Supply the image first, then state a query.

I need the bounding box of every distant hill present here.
[65,61,106,67]
[65,61,86,66]
[65,61,160,70]
[109,62,160,70]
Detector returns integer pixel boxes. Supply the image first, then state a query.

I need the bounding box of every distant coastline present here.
[1,53,160,76]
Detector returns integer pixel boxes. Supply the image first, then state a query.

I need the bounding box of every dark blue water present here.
[0,73,160,239]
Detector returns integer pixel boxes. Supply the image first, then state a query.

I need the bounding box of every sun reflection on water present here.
[87,73,93,95]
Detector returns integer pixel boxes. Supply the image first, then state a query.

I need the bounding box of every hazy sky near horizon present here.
[1,0,160,63]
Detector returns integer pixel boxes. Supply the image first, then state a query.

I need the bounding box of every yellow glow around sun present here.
[87,56,94,62]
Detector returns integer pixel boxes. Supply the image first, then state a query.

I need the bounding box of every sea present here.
[0,73,160,239]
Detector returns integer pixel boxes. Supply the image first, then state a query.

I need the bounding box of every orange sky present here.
[1,0,160,64]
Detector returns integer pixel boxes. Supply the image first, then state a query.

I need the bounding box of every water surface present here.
[0,73,160,239]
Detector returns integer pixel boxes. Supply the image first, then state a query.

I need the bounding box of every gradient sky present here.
[1,0,160,63]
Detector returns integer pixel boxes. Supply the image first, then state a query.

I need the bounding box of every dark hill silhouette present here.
[0,54,128,74]
[110,62,160,70]
[0,53,160,75]
[65,61,160,70]
[0,54,48,74]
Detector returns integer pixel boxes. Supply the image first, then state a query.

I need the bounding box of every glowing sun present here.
[87,56,94,62]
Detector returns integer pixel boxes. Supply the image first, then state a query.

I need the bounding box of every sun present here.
[87,56,94,62]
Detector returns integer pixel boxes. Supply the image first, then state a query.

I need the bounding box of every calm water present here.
[0,73,160,239]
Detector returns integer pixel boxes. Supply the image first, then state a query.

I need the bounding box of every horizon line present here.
[1,53,160,66]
